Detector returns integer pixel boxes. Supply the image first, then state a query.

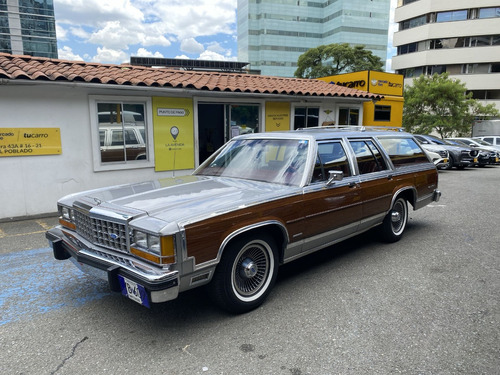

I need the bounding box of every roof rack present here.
[296,125,406,132]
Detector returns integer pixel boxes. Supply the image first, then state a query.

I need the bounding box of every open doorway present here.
[198,103,260,163]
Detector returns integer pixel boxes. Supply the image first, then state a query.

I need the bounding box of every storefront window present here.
[228,104,260,138]
[294,107,319,129]
[338,108,360,125]
[374,105,391,122]
[97,102,148,164]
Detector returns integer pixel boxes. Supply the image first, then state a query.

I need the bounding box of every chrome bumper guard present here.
[433,189,442,202]
[46,228,179,304]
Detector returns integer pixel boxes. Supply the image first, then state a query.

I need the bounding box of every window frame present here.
[89,95,154,172]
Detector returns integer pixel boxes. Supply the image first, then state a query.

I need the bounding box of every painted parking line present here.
[0,248,112,326]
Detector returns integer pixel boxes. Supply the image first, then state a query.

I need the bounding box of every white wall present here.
[0,84,175,219]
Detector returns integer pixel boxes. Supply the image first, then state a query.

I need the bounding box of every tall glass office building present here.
[0,0,57,58]
[237,0,391,77]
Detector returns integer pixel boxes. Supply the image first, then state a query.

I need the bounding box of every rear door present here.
[301,139,362,252]
[348,138,395,231]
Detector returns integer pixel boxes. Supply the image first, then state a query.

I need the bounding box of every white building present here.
[237,0,391,77]
[0,53,379,220]
[392,0,500,110]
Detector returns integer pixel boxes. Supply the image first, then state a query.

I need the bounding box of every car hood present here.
[59,175,298,228]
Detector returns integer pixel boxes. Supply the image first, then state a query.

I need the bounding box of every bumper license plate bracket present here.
[118,275,150,308]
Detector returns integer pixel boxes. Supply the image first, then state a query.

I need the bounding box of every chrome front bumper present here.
[46,227,180,305]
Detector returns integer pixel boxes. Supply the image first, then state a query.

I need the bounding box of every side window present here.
[378,137,429,168]
[312,141,351,182]
[349,140,388,174]
[97,102,147,163]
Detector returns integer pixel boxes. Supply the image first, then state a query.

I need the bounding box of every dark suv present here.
[414,134,478,169]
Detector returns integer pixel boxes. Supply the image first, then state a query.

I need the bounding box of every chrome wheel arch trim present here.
[389,186,417,213]
[191,220,289,272]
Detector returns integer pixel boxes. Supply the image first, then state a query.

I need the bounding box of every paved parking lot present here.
[0,215,58,254]
[0,166,499,374]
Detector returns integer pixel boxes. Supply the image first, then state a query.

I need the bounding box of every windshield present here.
[195,138,309,186]
[473,138,492,146]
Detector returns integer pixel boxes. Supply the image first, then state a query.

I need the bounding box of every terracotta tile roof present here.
[0,53,381,99]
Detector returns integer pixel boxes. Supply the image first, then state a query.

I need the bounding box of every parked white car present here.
[474,136,500,148]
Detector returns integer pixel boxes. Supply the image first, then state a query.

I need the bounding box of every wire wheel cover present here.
[232,243,271,297]
[391,199,407,235]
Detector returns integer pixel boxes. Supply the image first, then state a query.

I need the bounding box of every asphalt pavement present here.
[0,166,499,374]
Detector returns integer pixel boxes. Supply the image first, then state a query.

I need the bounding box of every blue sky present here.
[54,0,397,70]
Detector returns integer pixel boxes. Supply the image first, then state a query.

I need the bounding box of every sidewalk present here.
[0,216,59,254]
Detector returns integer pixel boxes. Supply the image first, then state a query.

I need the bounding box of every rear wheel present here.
[211,233,279,314]
[380,197,408,243]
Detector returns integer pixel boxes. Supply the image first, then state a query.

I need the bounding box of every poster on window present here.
[153,97,195,171]
[265,102,290,132]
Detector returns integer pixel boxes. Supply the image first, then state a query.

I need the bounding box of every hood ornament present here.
[94,198,102,206]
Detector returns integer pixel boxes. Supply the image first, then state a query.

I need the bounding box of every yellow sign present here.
[318,70,404,96]
[0,128,62,157]
[368,71,404,96]
[153,97,195,171]
[265,102,290,132]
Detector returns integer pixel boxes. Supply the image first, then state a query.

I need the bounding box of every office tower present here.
[0,0,58,58]
[238,0,391,77]
[392,0,500,110]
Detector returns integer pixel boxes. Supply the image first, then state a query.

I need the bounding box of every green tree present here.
[403,73,499,138]
[294,43,384,79]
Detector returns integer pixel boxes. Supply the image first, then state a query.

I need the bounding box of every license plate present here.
[118,275,150,308]
[474,158,478,163]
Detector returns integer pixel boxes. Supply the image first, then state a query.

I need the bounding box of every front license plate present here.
[474,158,478,163]
[118,275,150,308]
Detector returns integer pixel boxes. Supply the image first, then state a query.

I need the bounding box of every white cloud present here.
[134,48,164,58]
[54,0,237,63]
[180,38,204,54]
[70,27,91,40]
[58,46,83,61]
[56,25,67,41]
[91,47,129,64]
[199,50,237,61]
[206,42,226,54]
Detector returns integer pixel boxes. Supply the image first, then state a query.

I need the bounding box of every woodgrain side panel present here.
[184,195,304,265]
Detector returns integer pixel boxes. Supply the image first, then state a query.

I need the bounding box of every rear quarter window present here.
[378,137,429,168]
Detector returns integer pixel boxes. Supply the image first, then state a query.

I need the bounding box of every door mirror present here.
[326,170,344,186]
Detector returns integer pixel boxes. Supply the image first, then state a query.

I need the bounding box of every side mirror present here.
[326,170,344,186]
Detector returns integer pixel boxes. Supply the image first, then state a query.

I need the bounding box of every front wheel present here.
[380,197,408,243]
[211,234,279,314]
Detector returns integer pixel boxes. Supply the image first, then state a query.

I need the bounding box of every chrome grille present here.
[74,210,129,252]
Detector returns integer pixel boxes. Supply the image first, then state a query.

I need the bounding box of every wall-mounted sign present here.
[0,128,62,157]
[265,102,290,131]
[157,108,191,117]
[152,98,195,171]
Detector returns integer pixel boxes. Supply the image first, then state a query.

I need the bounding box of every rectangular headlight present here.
[58,205,76,230]
[130,230,175,265]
